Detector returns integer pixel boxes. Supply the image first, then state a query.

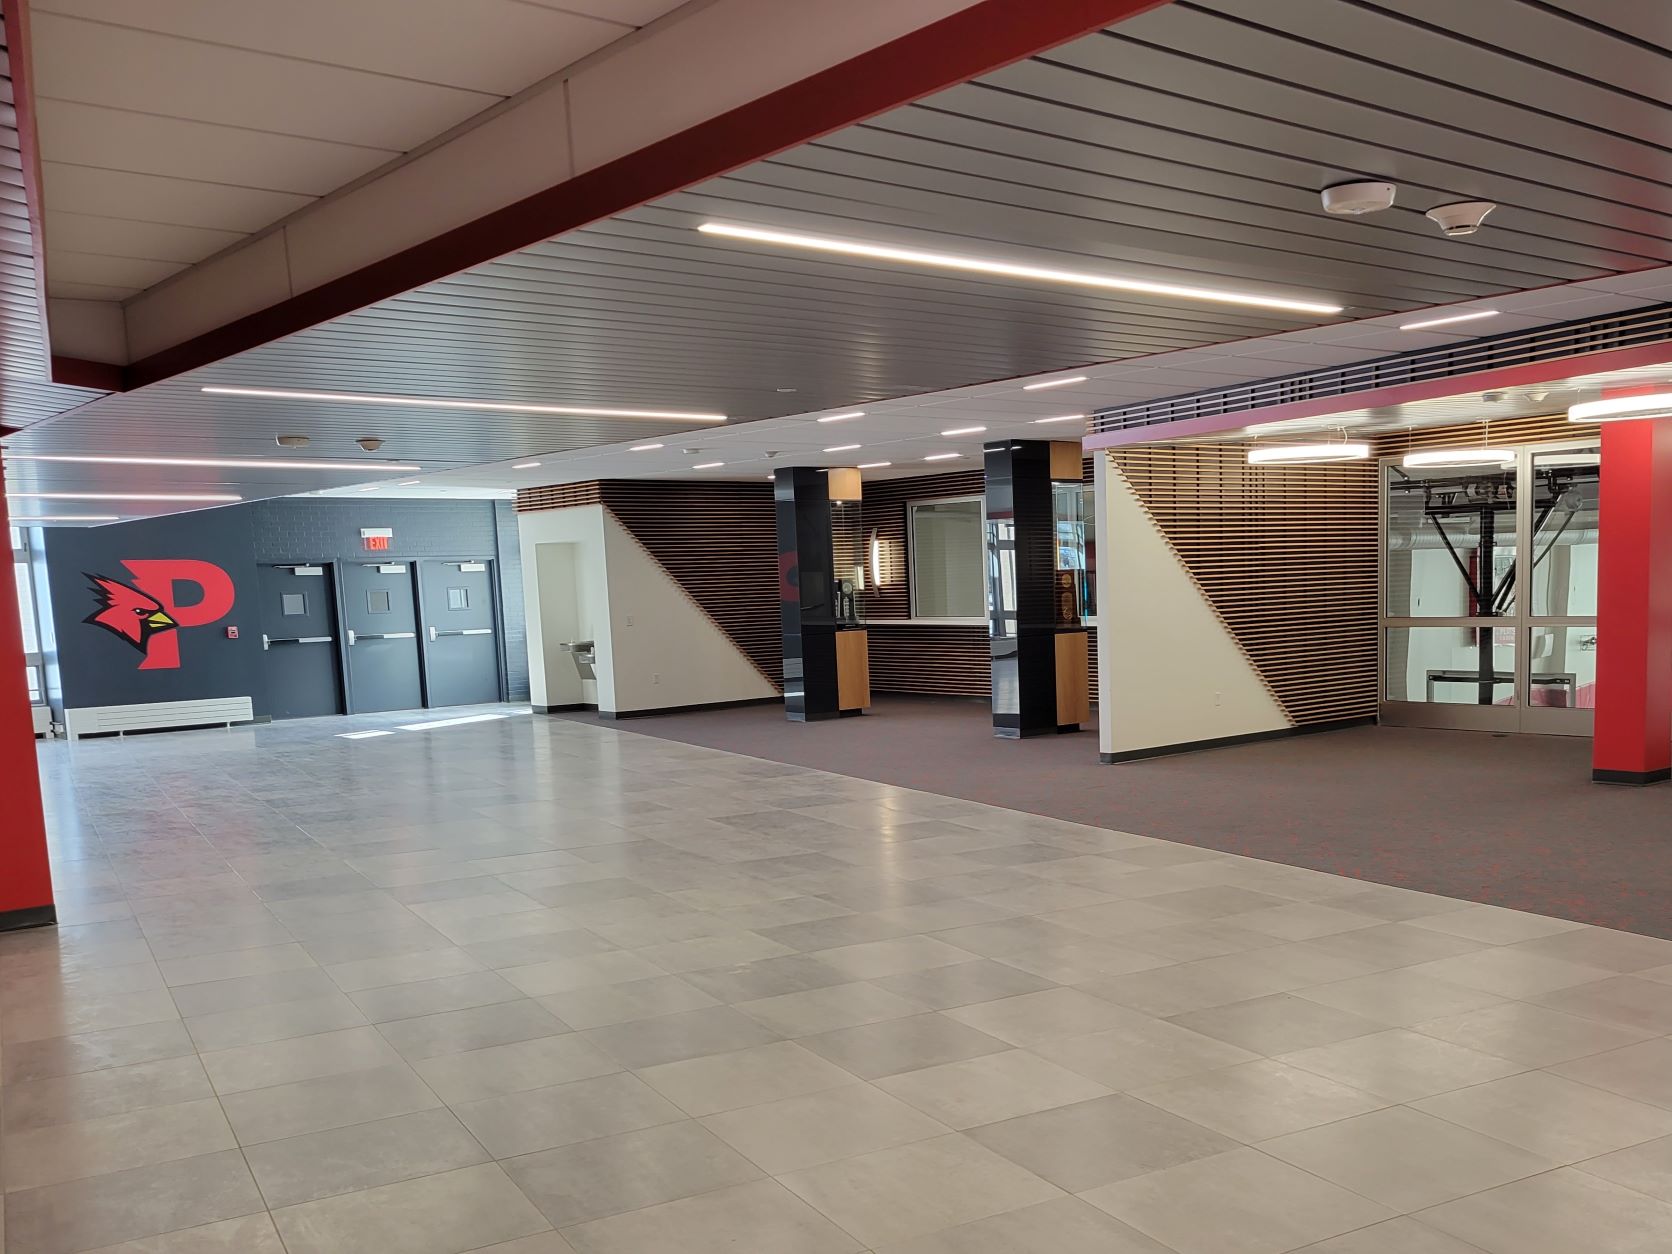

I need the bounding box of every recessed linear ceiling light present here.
[1568,393,1672,423]
[692,461,725,469]
[858,462,892,469]
[817,411,865,423]
[630,443,664,452]
[823,444,861,453]
[201,386,727,423]
[940,426,987,436]
[1246,443,1370,466]
[9,514,119,522]
[396,479,421,486]
[7,491,242,501]
[1033,414,1086,425]
[1400,309,1500,332]
[512,461,541,470]
[1023,376,1087,391]
[7,453,421,472]
[1403,448,1516,468]
[924,452,962,462]
[357,485,382,492]
[697,222,1343,316]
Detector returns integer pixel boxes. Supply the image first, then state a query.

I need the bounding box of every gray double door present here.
[340,559,501,714]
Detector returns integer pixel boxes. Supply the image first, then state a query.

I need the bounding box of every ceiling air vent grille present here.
[1091,302,1672,435]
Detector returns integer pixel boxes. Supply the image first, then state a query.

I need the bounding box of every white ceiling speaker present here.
[1321,182,1397,215]
[1426,201,1497,238]
[275,434,310,448]
[356,436,384,452]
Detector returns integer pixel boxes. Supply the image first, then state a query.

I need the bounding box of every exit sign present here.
[361,527,393,552]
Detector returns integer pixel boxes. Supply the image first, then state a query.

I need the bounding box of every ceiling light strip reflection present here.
[7,453,422,472]
[698,223,1343,315]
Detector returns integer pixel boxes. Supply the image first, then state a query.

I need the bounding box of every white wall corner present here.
[47,298,129,364]
[1100,461,1290,756]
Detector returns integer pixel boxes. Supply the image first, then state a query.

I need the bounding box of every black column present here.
[986,440,1086,738]
[776,467,839,721]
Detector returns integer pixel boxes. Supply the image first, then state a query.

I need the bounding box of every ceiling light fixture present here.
[630,443,663,452]
[697,222,1343,316]
[511,461,541,470]
[1023,376,1087,391]
[858,461,892,469]
[396,479,421,486]
[202,386,727,424]
[7,491,242,502]
[940,426,987,436]
[817,411,865,423]
[1246,443,1370,466]
[924,452,961,462]
[1568,393,1672,424]
[6,453,421,472]
[1399,309,1501,332]
[692,461,725,469]
[823,444,861,453]
[1032,414,1086,425]
[357,485,382,492]
[8,514,119,522]
[1402,448,1516,469]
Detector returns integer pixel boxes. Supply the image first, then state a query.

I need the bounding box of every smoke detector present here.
[356,436,384,452]
[1426,201,1496,238]
[1321,181,1397,216]
[275,434,310,449]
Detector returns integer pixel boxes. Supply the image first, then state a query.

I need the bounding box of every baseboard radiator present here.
[65,696,255,741]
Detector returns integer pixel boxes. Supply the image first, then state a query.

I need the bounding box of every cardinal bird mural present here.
[85,574,177,654]
[82,560,236,670]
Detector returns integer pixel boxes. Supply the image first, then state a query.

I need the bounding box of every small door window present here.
[367,589,392,614]
[446,587,470,611]
[281,593,307,616]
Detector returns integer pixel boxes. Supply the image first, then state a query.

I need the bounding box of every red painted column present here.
[0,451,55,926]
[1593,417,1672,785]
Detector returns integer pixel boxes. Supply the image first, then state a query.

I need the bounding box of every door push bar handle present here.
[428,627,494,640]
[349,631,416,644]
[263,635,333,650]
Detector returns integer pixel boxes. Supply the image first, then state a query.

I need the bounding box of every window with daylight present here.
[12,528,43,705]
[909,496,985,619]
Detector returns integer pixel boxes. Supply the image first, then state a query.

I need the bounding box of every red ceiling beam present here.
[81,0,1170,393]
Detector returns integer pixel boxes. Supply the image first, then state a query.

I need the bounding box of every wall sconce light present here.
[868,527,884,588]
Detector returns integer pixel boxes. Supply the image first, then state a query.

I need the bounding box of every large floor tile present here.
[1277,1029,1525,1102]
[580,1004,783,1069]
[778,1133,1061,1248]
[737,982,926,1037]
[501,1120,760,1228]
[799,1012,1009,1080]
[1411,1000,1655,1066]
[1,1056,213,1132]
[535,976,718,1030]
[1169,993,1383,1056]
[2,1151,264,1254]
[1130,1058,1386,1143]
[941,987,1141,1046]
[412,1032,620,1104]
[271,1163,550,1254]
[1029,1014,1257,1090]
[700,1083,949,1174]
[1082,1147,1394,1254]
[870,1195,1176,1254]
[1418,1167,1672,1254]
[3,1098,238,1192]
[1578,1133,1672,1204]
[559,1179,860,1254]
[968,1093,1238,1191]
[1414,1069,1672,1161]
[875,1048,1110,1129]
[241,1108,489,1208]
[199,1026,401,1094]
[637,1040,856,1116]
[451,1071,684,1158]
[1258,1106,1553,1210]
[219,1063,440,1145]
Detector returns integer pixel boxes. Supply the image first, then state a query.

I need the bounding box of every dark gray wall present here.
[43,507,270,714]
[42,497,530,717]
[245,498,528,701]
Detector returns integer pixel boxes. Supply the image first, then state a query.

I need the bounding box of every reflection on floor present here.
[4,705,1672,1254]
[559,698,1672,939]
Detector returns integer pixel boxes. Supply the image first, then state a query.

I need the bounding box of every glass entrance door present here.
[1381,439,1598,736]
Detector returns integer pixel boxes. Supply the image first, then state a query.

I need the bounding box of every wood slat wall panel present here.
[1110,444,1379,726]
[1373,412,1578,455]
[517,479,783,689]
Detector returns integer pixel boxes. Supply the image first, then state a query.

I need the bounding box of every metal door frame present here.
[1379,438,1597,737]
[336,557,425,715]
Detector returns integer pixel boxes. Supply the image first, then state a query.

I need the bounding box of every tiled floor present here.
[4,705,1672,1254]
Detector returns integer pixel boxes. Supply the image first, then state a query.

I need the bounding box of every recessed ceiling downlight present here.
[696,223,1343,316]
[1247,442,1370,466]
[1403,448,1515,469]
[1568,393,1672,424]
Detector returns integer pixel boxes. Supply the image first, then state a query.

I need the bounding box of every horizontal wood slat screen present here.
[869,624,989,697]
[1374,412,1576,455]
[1110,445,1378,726]
[516,482,602,511]
[517,479,783,689]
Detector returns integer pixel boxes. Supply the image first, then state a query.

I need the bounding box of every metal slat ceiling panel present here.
[11,1,1672,515]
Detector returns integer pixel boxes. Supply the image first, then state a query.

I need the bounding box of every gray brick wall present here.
[248,498,529,700]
